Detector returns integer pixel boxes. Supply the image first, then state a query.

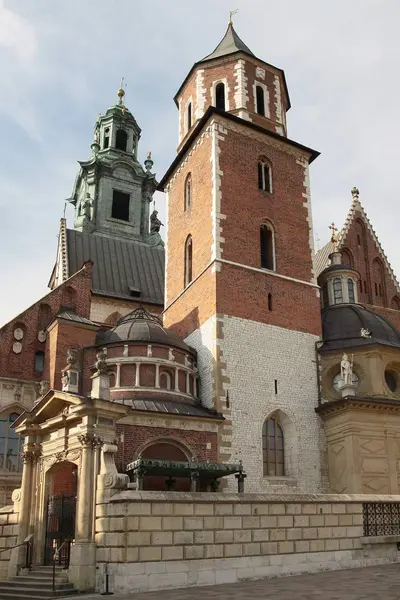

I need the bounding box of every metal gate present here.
[44,494,76,565]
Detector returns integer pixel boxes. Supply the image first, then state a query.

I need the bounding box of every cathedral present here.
[1,21,400,511]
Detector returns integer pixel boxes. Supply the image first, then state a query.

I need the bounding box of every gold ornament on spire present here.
[147,151,152,159]
[229,9,239,24]
[117,77,126,105]
[329,222,339,248]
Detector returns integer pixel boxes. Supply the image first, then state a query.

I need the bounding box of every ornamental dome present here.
[98,307,194,354]
[321,304,400,352]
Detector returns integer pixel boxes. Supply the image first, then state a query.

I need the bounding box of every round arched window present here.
[385,370,397,393]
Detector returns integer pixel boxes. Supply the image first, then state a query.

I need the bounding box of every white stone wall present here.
[186,315,325,493]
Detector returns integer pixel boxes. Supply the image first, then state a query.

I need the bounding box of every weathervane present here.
[229,9,239,24]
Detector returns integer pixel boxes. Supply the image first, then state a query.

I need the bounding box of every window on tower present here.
[112,190,130,221]
[258,160,272,193]
[104,128,110,149]
[184,174,191,211]
[215,82,226,111]
[184,235,193,287]
[34,351,45,374]
[333,278,343,304]
[262,415,284,476]
[260,223,275,270]
[115,129,128,152]
[187,102,192,132]
[256,85,266,116]
[348,278,355,303]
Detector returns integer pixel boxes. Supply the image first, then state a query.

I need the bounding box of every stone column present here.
[135,363,141,387]
[186,372,190,394]
[115,363,121,388]
[68,433,98,592]
[155,364,160,389]
[8,439,39,577]
[175,368,180,392]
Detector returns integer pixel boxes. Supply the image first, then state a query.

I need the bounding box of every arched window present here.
[38,303,52,331]
[103,128,110,149]
[262,415,284,476]
[105,311,123,326]
[34,351,45,374]
[260,224,275,270]
[187,102,192,131]
[159,371,172,390]
[0,413,24,473]
[256,85,265,116]
[391,296,400,310]
[115,129,128,152]
[184,235,193,287]
[333,278,343,304]
[258,161,272,193]
[347,279,355,303]
[341,249,353,268]
[62,286,76,310]
[184,174,191,211]
[215,82,226,111]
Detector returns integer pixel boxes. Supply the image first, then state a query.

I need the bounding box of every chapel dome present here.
[321,304,400,352]
[98,307,194,354]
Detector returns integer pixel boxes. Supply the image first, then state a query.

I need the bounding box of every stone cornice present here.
[316,395,400,417]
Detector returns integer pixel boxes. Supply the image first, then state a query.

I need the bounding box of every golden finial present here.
[229,9,239,24]
[117,77,126,105]
[329,222,339,246]
[147,151,152,159]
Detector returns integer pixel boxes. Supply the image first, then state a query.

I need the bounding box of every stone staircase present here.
[0,565,79,599]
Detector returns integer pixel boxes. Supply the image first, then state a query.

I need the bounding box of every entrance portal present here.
[44,461,77,565]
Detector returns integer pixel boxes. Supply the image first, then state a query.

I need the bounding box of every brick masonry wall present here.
[94,492,399,594]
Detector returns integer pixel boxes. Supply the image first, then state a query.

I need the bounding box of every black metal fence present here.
[363,502,400,537]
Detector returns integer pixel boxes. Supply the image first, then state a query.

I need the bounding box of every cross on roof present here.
[329,222,338,243]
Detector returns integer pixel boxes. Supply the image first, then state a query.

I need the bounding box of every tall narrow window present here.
[187,102,192,131]
[347,279,355,303]
[262,415,284,476]
[34,351,45,374]
[333,278,343,304]
[112,190,130,221]
[185,174,191,211]
[115,129,128,151]
[104,128,110,149]
[0,413,24,473]
[268,293,273,311]
[256,85,265,116]
[215,83,226,111]
[258,161,272,192]
[260,224,274,270]
[184,235,193,287]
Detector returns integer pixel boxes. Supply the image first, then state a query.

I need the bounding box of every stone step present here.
[0,586,78,598]
[7,579,72,589]
[15,572,68,581]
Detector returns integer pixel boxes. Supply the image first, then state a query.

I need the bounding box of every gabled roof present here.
[202,23,255,61]
[66,229,165,305]
[314,194,400,293]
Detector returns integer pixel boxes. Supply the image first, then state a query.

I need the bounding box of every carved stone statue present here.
[341,353,353,386]
[67,348,77,367]
[150,210,163,233]
[95,348,108,374]
[361,328,372,339]
[39,380,49,397]
[61,371,69,391]
[79,193,93,221]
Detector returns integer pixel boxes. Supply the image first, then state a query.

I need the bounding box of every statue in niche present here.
[95,348,108,374]
[61,371,69,391]
[340,353,353,386]
[67,348,77,367]
[79,193,93,221]
[150,210,163,233]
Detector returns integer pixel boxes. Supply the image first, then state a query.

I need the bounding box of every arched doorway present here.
[140,442,191,492]
[44,461,77,565]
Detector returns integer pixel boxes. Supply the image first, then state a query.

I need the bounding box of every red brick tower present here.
[159,22,325,492]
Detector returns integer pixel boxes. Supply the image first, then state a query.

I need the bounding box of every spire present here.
[202,22,255,62]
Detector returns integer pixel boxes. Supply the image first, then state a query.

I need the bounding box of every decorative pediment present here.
[14,390,84,433]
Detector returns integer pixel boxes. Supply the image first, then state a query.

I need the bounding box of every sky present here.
[0,0,399,325]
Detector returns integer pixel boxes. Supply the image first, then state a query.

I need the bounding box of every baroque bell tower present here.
[159,21,326,492]
[70,84,160,245]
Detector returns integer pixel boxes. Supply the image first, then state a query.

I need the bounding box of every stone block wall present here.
[0,506,19,580]
[95,492,400,594]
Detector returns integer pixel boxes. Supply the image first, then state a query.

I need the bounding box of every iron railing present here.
[52,538,72,591]
[363,502,400,537]
[0,535,32,570]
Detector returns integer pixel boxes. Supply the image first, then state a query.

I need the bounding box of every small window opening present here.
[359,280,363,294]
[104,128,110,149]
[260,225,274,270]
[215,83,226,111]
[268,293,273,311]
[184,235,193,287]
[112,190,130,221]
[187,102,192,131]
[333,278,343,304]
[258,162,271,193]
[357,234,361,246]
[34,351,45,374]
[185,175,191,211]
[115,129,128,152]
[274,380,278,394]
[348,279,355,303]
[256,85,266,116]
